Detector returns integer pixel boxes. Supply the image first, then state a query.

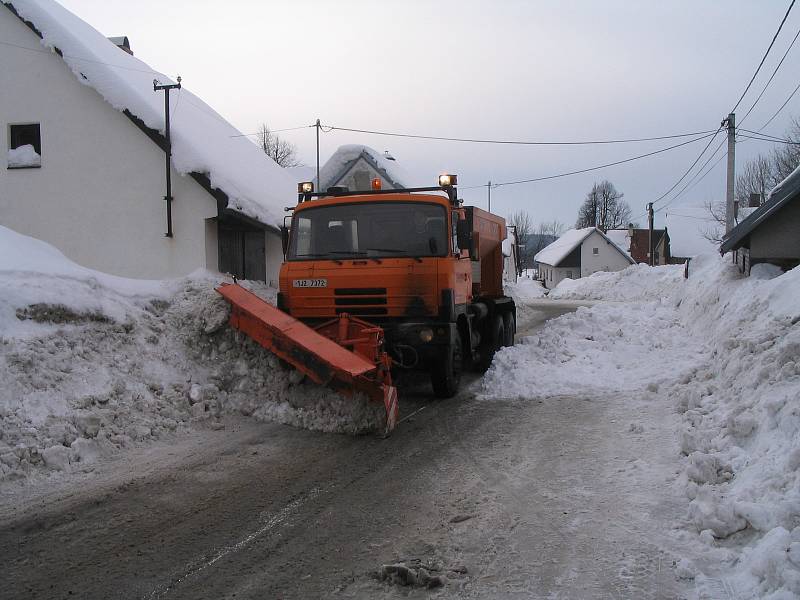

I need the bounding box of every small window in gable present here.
[592,247,599,255]
[8,123,41,169]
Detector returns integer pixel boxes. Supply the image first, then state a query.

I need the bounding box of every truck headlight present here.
[419,328,434,343]
[438,174,457,187]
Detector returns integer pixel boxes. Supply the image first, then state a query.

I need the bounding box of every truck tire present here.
[475,314,504,373]
[431,331,463,398]
[502,312,515,347]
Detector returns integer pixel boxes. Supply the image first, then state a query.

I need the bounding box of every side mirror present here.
[456,219,471,252]
[280,224,290,258]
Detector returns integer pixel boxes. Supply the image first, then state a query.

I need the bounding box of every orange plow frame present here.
[216,283,399,434]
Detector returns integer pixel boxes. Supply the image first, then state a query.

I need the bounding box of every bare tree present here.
[735,154,777,208]
[705,117,800,237]
[258,124,302,168]
[507,210,533,241]
[769,117,800,181]
[576,180,631,231]
[701,198,726,243]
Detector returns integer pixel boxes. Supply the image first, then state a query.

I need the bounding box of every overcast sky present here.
[57,0,800,230]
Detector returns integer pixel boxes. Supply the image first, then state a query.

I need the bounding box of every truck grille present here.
[334,288,388,316]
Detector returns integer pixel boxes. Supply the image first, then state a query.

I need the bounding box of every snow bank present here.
[505,278,547,301]
[485,253,800,597]
[0,227,383,485]
[5,0,295,226]
[7,144,41,167]
[548,262,685,302]
[483,299,702,398]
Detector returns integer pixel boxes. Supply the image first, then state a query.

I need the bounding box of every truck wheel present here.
[431,331,463,398]
[502,312,515,347]
[475,314,504,373]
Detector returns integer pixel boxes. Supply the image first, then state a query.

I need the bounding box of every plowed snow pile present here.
[485,255,800,599]
[0,226,382,485]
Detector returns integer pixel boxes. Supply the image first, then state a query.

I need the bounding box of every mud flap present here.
[382,385,399,437]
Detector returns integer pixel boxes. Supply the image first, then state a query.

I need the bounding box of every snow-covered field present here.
[491,255,800,599]
[0,226,380,485]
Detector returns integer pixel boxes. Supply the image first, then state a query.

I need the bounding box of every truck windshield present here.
[288,201,448,260]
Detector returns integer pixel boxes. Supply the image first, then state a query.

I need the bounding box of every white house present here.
[316,144,410,192]
[535,227,634,289]
[1,0,295,284]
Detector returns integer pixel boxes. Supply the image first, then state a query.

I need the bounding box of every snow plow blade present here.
[215,283,398,434]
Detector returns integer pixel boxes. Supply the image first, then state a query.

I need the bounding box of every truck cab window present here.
[288,202,447,260]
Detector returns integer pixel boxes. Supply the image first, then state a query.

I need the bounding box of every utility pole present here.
[315,119,321,192]
[154,76,181,238]
[647,202,654,266]
[724,112,736,234]
[487,181,492,212]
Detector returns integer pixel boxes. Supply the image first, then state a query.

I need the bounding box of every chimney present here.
[734,199,739,220]
[749,193,761,208]
[627,222,634,237]
[107,36,133,55]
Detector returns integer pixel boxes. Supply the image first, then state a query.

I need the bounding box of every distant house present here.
[721,165,800,275]
[606,226,672,265]
[317,145,409,192]
[535,227,634,288]
[1,0,294,283]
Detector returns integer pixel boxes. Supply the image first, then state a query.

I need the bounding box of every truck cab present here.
[278,176,516,397]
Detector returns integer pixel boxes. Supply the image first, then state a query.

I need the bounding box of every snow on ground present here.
[0,226,382,485]
[505,277,547,301]
[484,254,800,599]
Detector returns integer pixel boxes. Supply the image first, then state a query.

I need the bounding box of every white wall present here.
[540,263,578,289]
[580,230,632,277]
[0,9,219,280]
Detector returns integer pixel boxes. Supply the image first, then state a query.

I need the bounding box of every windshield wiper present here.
[365,248,406,253]
[297,251,365,258]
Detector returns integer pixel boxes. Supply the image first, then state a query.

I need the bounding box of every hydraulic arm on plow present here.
[216,283,399,434]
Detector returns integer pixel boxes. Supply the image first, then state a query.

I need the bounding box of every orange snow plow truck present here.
[216,175,516,434]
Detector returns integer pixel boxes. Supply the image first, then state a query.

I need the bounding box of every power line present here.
[656,141,728,212]
[761,80,800,128]
[648,128,724,209]
[458,132,717,190]
[319,123,717,146]
[0,39,160,76]
[229,125,315,139]
[738,132,799,144]
[730,0,796,114]
[740,26,800,125]
[738,127,791,140]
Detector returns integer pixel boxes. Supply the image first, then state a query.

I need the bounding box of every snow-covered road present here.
[0,301,691,599]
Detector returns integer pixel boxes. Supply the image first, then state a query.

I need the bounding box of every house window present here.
[8,123,41,169]
[592,247,599,255]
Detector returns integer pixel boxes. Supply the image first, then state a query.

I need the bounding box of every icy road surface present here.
[0,301,689,599]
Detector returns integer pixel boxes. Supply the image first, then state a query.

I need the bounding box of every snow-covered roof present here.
[721,163,800,253]
[535,227,633,266]
[317,144,411,191]
[605,229,631,257]
[4,0,295,228]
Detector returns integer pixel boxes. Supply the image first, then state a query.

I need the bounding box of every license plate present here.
[293,278,327,288]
